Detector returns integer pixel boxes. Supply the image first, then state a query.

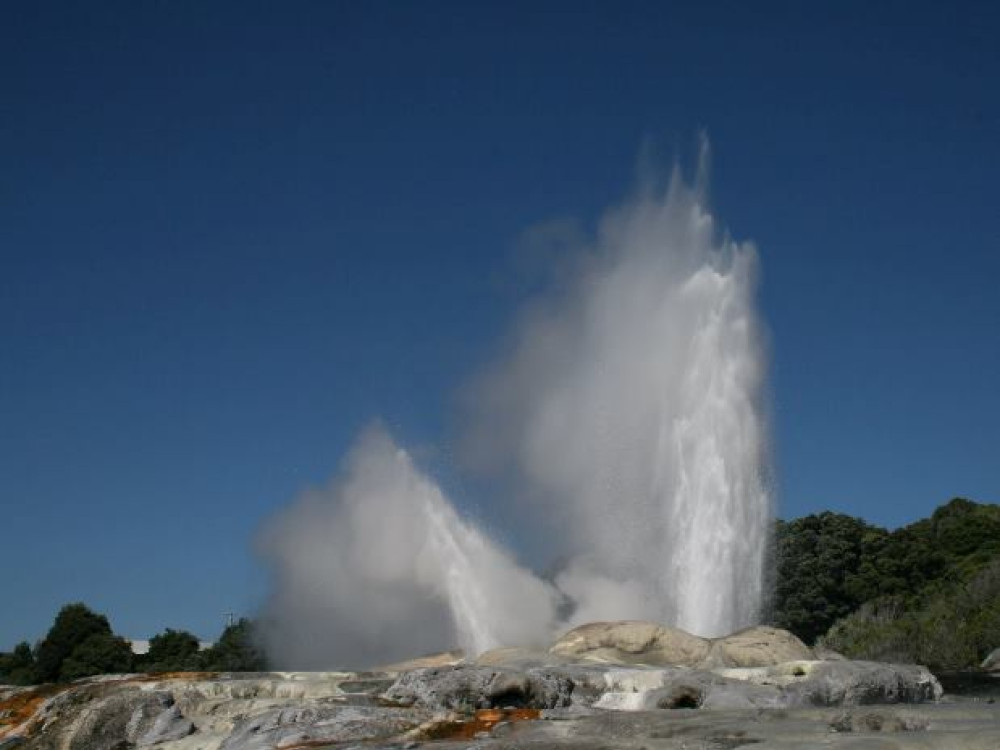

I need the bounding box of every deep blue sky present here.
[2,1,998,646]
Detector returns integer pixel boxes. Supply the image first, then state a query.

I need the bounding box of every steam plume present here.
[462,153,772,636]
[258,426,558,669]
[259,147,773,667]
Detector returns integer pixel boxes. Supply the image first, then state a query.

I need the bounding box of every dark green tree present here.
[34,603,115,683]
[201,618,266,672]
[59,632,134,681]
[773,498,1000,650]
[772,512,887,644]
[928,498,1000,574]
[143,628,202,672]
[0,641,38,685]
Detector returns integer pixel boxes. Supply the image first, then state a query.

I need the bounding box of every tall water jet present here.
[462,149,772,637]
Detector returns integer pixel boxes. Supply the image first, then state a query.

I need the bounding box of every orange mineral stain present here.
[0,684,68,738]
[423,707,542,741]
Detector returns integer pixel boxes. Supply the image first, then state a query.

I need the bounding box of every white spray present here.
[259,149,773,666]
[258,426,558,668]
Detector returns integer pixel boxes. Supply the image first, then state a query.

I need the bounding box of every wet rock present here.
[828,708,931,732]
[586,659,941,713]
[699,680,786,709]
[47,690,193,750]
[550,620,710,666]
[592,668,784,711]
[130,701,194,746]
[783,660,942,706]
[383,665,573,711]
[701,625,814,668]
[219,705,427,750]
[0,627,962,750]
[492,702,1000,749]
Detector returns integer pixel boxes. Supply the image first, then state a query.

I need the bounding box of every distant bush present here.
[59,632,134,681]
[139,628,203,673]
[200,618,267,672]
[0,603,134,685]
[820,557,1000,670]
[0,642,38,686]
[1,606,268,685]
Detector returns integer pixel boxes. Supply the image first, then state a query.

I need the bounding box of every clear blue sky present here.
[2,1,998,647]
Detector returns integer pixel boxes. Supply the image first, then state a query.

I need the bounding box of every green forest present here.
[3,497,998,686]
[772,497,1000,670]
[0,605,265,686]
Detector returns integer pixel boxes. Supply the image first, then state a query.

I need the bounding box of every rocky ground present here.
[2,623,997,750]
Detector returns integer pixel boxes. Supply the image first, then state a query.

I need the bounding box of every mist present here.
[257,425,559,669]
[258,148,773,667]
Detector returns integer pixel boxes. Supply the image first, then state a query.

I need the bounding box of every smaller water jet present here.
[258,426,558,669]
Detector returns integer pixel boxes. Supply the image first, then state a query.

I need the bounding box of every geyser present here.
[260,150,773,668]
[258,426,559,669]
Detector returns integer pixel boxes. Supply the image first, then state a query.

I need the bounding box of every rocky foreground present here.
[2,623,998,750]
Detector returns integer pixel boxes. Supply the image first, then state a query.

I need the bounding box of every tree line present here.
[0,603,265,686]
[5,497,997,684]
[771,497,1000,670]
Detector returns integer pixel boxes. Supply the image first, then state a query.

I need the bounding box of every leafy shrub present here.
[140,628,203,673]
[0,642,38,685]
[820,557,1000,670]
[34,603,119,683]
[200,618,266,672]
[59,632,134,681]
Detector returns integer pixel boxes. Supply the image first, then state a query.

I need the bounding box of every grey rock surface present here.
[384,665,574,710]
[479,703,1000,749]
[782,660,943,706]
[128,695,195,746]
[605,670,786,711]
[0,623,961,750]
[35,689,188,750]
[0,664,967,750]
[219,705,429,750]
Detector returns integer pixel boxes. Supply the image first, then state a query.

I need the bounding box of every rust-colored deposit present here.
[277,740,345,750]
[276,709,543,749]
[0,673,215,739]
[0,684,67,738]
[422,707,542,741]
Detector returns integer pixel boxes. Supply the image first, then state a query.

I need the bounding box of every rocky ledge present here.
[2,623,996,750]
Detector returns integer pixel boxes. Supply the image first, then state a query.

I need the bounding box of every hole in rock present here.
[656,686,703,709]
[487,687,532,708]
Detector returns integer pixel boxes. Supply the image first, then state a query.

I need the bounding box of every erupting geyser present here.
[258,428,559,669]
[259,148,774,669]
